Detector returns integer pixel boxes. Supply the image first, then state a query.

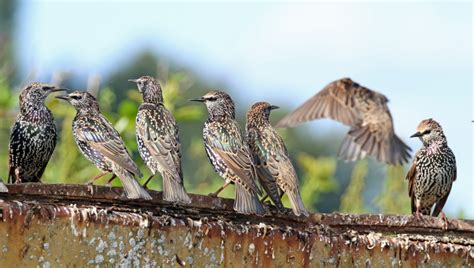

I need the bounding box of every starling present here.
[56,91,152,200]
[276,78,411,165]
[246,102,309,216]
[190,91,265,215]
[8,83,66,183]
[129,76,191,204]
[406,119,456,218]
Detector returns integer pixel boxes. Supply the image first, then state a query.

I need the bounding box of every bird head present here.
[189,91,235,120]
[128,76,163,104]
[56,91,100,113]
[410,118,446,146]
[19,82,66,107]
[247,101,279,126]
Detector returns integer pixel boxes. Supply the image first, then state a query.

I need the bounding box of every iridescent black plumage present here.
[8,82,65,183]
[246,102,309,216]
[190,91,265,215]
[130,76,191,204]
[406,119,456,218]
[57,91,151,200]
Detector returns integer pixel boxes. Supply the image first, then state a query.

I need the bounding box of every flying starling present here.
[246,102,309,216]
[8,83,66,183]
[406,119,456,219]
[129,76,191,204]
[190,91,265,215]
[56,91,152,200]
[276,78,411,165]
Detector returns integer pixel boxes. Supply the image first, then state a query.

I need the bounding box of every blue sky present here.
[16,2,472,216]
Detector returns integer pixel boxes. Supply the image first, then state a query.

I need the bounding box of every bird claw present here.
[208,193,218,198]
[440,212,449,230]
[86,183,94,196]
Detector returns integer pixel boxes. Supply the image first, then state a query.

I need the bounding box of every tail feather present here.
[162,173,191,204]
[234,183,266,215]
[114,166,152,200]
[286,190,309,216]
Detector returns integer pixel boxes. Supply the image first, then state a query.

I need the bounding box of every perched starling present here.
[276,78,411,165]
[8,83,66,183]
[190,91,265,215]
[406,119,456,218]
[246,102,309,216]
[56,91,152,200]
[129,76,191,204]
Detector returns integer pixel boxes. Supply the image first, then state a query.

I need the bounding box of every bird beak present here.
[128,79,138,83]
[55,95,70,101]
[410,132,422,138]
[189,97,206,102]
[270,105,280,110]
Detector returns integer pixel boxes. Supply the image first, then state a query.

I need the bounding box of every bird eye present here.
[423,129,431,135]
[207,97,217,101]
[71,95,82,100]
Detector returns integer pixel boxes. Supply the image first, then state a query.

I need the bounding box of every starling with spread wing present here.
[276,78,411,165]
[129,76,191,204]
[9,83,66,183]
[190,91,265,215]
[57,91,151,200]
[247,102,309,216]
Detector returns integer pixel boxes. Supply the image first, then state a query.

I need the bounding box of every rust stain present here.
[0,184,471,267]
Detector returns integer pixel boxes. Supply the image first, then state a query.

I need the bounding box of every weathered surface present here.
[0,184,472,267]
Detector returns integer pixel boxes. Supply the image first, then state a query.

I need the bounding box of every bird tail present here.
[338,129,367,162]
[162,172,191,204]
[286,189,309,217]
[234,183,266,215]
[0,182,8,193]
[389,134,412,165]
[114,166,152,200]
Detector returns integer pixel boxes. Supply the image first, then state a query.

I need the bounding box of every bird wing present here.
[205,121,260,194]
[275,78,365,128]
[76,116,141,177]
[406,155,418,213]
[137,107,183,180]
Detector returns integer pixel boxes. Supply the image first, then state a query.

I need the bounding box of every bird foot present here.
[440,212,449,230]
[86,183,94,196]
[208,193,218,198]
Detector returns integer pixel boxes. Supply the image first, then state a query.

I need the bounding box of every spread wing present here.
[276,78,364,128]
[76,116,141,177]
[137,108,183,181]
[205,121,260,194]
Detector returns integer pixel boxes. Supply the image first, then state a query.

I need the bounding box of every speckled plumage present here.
[246,102,309,216]
[406,119,456,217]
[57,91,151,200]
[191,91,265,215]
[130,76,191,204]
[276,78,411,165]
[8,82,65,183]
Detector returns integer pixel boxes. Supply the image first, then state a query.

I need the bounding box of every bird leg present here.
[440,211,449,230]
[209,181,231,198]
[414,206,422,220]
[87,172,108,185]
[105,174,117,186]
[260,194,269,202]
[142,174,155,189]
[14,168,22,184]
